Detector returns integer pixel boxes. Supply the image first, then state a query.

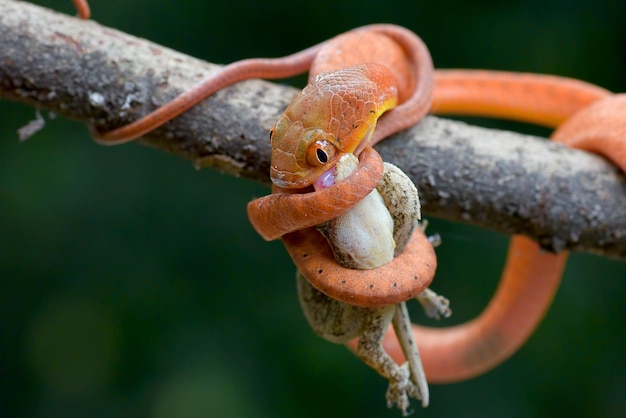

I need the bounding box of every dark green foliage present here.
[1,1,625,417]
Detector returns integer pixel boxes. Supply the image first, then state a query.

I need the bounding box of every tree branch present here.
[2,0,625,259]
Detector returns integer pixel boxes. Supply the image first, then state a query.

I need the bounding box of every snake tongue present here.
[314,167,336,190]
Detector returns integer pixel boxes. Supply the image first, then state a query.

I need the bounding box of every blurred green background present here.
[1,0,625,417]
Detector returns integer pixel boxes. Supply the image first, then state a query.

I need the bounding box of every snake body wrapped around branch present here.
[62,3,626,386]
[242,25,626,384]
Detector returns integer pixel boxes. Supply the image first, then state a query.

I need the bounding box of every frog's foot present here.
[417,288,452,320]
[385,362,420,416]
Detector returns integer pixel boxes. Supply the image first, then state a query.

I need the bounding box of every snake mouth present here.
[353,126,376,156]
[269,165,312,189]
[271,176,307,189]
[271,162,339,190]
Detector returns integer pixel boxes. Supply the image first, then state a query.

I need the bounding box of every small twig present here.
[17,109,45,141]
[1,0,625,258]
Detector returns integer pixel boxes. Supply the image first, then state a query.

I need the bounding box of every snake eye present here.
[306,140,337,167]
[269,128,274,141]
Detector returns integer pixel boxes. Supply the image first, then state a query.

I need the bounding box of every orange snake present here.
[70,3,625,384]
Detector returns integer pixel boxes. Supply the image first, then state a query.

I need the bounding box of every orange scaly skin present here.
[356,74,624,383]
[68,4,626,383]
[246,26,439,309]
[268,63,399,189]
[71,0,90,19]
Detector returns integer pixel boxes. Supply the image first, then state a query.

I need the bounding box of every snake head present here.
[269,64,398,189]
[269,113,343,189]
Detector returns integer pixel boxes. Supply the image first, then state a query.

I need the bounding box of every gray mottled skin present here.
[297,155,429,415]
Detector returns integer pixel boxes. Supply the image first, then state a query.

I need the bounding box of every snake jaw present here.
[270,151,336,189]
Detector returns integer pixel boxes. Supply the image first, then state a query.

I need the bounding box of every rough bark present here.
[1,0,625,259]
